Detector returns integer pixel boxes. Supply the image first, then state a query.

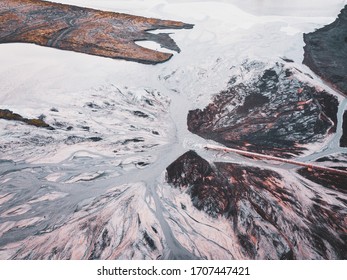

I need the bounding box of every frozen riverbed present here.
[0,0,346,259]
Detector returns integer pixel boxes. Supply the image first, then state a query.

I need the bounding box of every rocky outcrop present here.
[0,109,52,129]
[0,0,193,64]
[188,62,338,158]
[341,111,347,147]
[303,5,347,96]
[166,150,347,259]
[166,150,232,217]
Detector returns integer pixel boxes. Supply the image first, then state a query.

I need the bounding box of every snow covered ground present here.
[0,0,346,259]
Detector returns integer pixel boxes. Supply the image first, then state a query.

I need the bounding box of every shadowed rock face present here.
[0,0,193,64]
[166,151,347,259]
[188,62,338,158]
[303,5,347,96]
[341,111,347,147]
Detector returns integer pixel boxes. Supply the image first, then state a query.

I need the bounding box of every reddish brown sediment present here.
[0,0,193,64]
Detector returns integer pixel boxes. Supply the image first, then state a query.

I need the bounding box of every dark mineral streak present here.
[303,5,347,96]
[0,0,193,64]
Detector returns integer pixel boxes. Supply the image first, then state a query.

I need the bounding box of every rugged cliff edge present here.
[303,5,347,96]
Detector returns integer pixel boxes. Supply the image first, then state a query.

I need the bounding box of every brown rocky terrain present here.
[0,0,193,64]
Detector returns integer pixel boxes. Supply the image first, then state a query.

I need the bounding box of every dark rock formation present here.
[341,111,347,147]
[299,153,347,193]
[170,60,346,259]
[188,62,338,158]
[166,150,232,217]
[303,5,347,96]
[166,150,347,259]
[0,109,53,129]
[298,167,347,194]
[0,0,193,64]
